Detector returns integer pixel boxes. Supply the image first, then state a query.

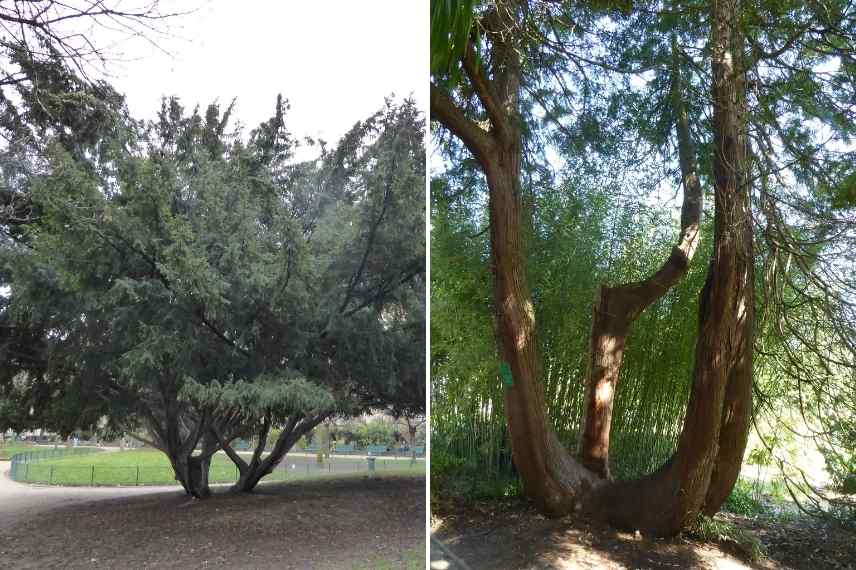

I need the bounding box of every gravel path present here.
[0,460,183,530]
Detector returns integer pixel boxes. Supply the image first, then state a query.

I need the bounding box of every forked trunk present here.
[577,41,703,478]
[146,404,218,499]
[172,453,213,499]
[221,413,329,493]
[233,462,271,493]
[583,0,753,535]
[432,0,753,538]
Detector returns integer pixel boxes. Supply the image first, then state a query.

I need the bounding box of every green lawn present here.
[0,443,35,460]
[13,448,425,486]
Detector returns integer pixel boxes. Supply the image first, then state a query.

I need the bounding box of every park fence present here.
[9,449,425,487]
[9,446,103,484]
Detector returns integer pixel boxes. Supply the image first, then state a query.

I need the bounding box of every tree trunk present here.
[226,413,328,493]
[703,0,754,513]
[576,41,704,479]
[485,144,598,515]
[431,0,753,537]
[583,0,753,536]
[172,453,213,499]
[702,325,753,515]
[145,402,217,499]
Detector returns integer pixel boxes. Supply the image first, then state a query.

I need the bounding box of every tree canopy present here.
[0,79,425,495]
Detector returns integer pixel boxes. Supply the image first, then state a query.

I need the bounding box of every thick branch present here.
[212,425,247,471]
[430,83,494,161]
[461,40,509,138]
[576,40,703,478]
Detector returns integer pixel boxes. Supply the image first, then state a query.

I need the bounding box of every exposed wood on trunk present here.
[577,37,704,479]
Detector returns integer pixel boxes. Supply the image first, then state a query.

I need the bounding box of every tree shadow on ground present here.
[433,498,761,569]
[0,474,425,570]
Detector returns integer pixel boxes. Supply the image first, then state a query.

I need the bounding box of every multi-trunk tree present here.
[1,93,426,498]
[431,0,852,535]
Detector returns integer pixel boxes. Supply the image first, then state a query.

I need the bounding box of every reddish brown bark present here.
[703,322,753,515]
[583,0,753,535]
[703,14,754,505]
[484,144,598,514]
[431,0,753,537]
[577,40,704,479]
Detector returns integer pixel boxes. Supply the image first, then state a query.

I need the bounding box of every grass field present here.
[0,443,35,460]
[12,448,426,486]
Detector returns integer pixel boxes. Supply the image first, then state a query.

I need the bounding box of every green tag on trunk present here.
[499,361,514,387]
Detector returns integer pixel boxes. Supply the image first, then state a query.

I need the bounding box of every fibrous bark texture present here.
[577,40,704,478]
[582,0,754,536]
[430,0,754,537]
[486,146,599,515]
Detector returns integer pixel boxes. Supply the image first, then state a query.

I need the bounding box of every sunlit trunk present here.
[584,0,753,535]
[577,36,704,479]
[485,143,598,514]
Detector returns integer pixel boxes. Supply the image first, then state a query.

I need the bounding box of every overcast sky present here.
[101,1,426,156]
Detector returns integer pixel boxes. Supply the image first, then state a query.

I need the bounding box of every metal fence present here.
[10,446,103,483]
[9,451,425,487]
[277,447,426,458]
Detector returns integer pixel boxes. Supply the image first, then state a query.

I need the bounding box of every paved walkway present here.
[0,461,182,530]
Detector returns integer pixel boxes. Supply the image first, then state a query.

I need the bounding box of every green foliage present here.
[430,0,856,526]
[431,446,521,504]
[181,375,339,426]
[723,480,766,517]
[1,89,425,491]
[431,170,711,483]
[816,416,856,494]
[689,515,767,563]
[430,0,478,79]
[354,420,396,447]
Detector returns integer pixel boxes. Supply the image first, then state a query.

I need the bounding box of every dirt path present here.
[0,460,183,530]
[431,536,472,570]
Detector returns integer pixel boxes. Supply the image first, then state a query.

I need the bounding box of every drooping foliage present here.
[0,92,426,496]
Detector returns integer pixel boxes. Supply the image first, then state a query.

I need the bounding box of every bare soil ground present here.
[0,470,425,569]
[431,499,856,570]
